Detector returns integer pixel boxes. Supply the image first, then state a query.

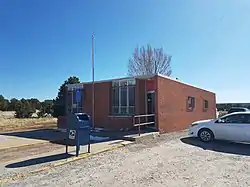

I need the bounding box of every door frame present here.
[146,91,155,114]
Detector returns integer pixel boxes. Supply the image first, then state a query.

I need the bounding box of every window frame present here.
[203,99,209,111]
[111,79,136,116]
[67,88,84,114]
[187,96,195,112]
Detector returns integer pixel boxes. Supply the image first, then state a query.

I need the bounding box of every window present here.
[243,114,250,123]
[228,108,248,114]
[187,96,195,111]
[111,79,136,115]
[77,114,89,121]
[203,100,208,111]
[67,88,84,113]
[218,114,250,124]
[220,114,244,123]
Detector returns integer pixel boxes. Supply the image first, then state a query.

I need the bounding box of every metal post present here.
[145,80,148,127]
[65,86,69,154]
[76,129,80,157]
[66,132,68,154]
[92,32,95,129]
[88,129,91,153]
[88,32,95,153]
[133,116,135,126]
[138,117,141,136]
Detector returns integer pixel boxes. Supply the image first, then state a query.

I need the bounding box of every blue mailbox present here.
[66,113,91,156]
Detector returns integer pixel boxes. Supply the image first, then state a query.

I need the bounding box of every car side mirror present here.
[217,119,225,123]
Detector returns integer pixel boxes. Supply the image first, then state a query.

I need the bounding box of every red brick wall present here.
[84,82,111,127]
[156,76,216,133]
[83,81,134,130]
[136,79,146,115]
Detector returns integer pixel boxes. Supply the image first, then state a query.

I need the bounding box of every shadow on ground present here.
[52,127,157,145]
[1,127,156,146]
[5,153,73,168]
[4,127,156,168]
[181,137,250,156]
[1,129,64,142]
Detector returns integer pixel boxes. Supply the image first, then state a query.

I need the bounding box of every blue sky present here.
[0,0,250,103]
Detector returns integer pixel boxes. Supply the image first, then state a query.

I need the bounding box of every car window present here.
[242,114,250,124]
[77,114,89,121]
[239,109,246,112]
[220,114,245,124]
[228,108,244,113]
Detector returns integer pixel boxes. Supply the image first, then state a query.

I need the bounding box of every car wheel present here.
[198,129,214,142]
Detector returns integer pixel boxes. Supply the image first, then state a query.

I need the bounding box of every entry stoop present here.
[121,131,160,142]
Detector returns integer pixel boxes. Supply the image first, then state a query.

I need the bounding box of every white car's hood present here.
[192,119,215,124]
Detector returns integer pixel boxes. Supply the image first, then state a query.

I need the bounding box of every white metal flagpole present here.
[92,33,95,129]
[88,33,95,153]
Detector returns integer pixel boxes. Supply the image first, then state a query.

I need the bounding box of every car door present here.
[241,114,250,142]
[214,114,247,142]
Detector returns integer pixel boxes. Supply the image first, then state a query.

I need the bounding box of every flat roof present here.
[67,73,215,94]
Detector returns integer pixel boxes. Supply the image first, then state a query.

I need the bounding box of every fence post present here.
[138,117,141,136]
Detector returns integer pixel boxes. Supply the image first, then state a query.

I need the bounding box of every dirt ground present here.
[0,142,64,163]
[3,131,250,187]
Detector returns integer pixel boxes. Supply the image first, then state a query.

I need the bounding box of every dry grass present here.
[0,118,57,132]
[0,111,15,119]
[0,111,57,132]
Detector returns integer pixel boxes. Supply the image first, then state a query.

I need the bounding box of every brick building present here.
[59,74,216,133]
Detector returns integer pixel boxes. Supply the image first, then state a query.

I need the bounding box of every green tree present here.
[38,100,54,117]
[53,76,80,117]
[15,99,35,118]
[8,98,19,111]
[28,98,41,110]
[0,95,9,111]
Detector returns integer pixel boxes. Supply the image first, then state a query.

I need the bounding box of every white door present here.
[215,114,248,142]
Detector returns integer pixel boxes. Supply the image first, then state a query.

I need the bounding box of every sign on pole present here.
[75,88,81,103]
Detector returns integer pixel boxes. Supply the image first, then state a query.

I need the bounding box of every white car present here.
[188,111,250,142]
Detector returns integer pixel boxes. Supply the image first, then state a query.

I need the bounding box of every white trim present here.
[81,74,155,84]
[67,73,215,94]
[156,73,214,93]
[147,91,155,94]
[66,83,84,90]
[108,115,133,118]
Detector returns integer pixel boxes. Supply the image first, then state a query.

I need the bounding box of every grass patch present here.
[0,118,57,132]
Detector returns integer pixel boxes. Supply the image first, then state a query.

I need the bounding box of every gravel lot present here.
[3,131,250,187]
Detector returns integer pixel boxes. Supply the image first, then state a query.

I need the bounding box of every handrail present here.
[133,114,155,136]
[133,114,155,118]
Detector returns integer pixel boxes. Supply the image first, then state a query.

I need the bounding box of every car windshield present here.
[77,114,89,121]
[229,108,246,113]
